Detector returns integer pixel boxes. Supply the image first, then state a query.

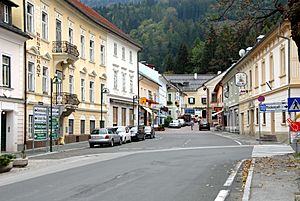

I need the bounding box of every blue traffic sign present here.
[260,104,266,112]
[288,98,300,112]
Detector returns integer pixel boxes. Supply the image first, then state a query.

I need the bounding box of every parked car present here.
[178,119,186,127]
[145,126,155,139]
[169,120,181,128]
[114,126,131,143]
[89,128,122,148]
[130,125,146,141]
[199,119,210,131]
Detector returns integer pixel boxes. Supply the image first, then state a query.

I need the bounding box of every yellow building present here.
[12,0,140,148]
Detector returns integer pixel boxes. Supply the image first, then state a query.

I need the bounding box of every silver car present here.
[145,126,155,139]
[89,128,122,148]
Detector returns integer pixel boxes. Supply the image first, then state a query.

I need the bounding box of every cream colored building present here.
[237,20,299,143]
[12,0,140,147]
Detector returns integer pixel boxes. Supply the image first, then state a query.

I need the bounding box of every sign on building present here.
[259,102,288,112]
[288,98,300,112]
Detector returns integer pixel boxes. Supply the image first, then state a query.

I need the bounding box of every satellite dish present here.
[239,49,246,57]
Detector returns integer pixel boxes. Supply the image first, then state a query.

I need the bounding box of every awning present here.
[142,106,152,114]
[212,110,223,117]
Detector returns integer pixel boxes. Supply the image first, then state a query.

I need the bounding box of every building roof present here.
[164,74,216,91]
[66,0,142,49]
[0,0,18,7]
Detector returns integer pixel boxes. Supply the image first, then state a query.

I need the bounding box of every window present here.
[129,76,133,93]
[28,115,34,139]
[114,43,117,56]
[90,120,95,132]
[255,65,258,87]
[129,51,132,63]
[69,27,73,44]
[280,47,286,76]
[263,113,266,125]
[256,108,259,125]
[80,35,85,58]
[81,79,85,101]
[100,45,105,65]
[269,54,274,81]
[90,39,95,62]
[249,70,252,89]
[56,71,63,95]
[122,108,126,126]
[122,47,125,60]
[68,119,74,134]
[2,55,10,87]
[26,3,34,33]
[188,97,195,104]
[129,109,134,125]
[211,93,217,103]
[4,5,9,23]
[168,94,172,102]
[122,72,126,92]
[148,90,153,100]
[113,107,118,126]
[41,11,48,40]
[90,81,94,103]
[261,60,265,83]
[42,66,48,93]
[69,75,74,94]
[113,71,118,89]
[282,112,286,124]
[80,120,85,134]
[201,97,207,104]
[28,62,35,91]
[247,110,250,125]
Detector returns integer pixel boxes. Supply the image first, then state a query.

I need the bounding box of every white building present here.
[0,0,30,152]
[106,33,141,127]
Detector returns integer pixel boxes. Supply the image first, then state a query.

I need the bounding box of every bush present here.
[164,116,173,127]
[0,155,12,167]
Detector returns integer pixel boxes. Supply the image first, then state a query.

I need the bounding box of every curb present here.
[242,158,256,201]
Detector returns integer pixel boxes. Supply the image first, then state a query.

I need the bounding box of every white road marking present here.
[224,160,244,187]
[234,140,242,145]
[214,190,230,201]
[252,144,294,157]
[183,139,191,146]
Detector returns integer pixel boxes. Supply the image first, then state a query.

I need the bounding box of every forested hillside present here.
[90,0,280,73]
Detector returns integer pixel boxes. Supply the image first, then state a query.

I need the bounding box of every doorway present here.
[1,112,7,151]
[271,112,275,134]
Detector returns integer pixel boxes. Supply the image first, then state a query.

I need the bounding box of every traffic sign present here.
[258,95,265,102]
[288,98,300,112]
[259,102,288,112]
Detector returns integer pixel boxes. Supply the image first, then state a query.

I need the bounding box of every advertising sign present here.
[235,72,247,87]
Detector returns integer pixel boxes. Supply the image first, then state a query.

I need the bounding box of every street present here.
[0,127,253,201]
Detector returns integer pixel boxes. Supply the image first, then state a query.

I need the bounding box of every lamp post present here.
[50,74,61,152]
[100,84,109,128]
[133,95,138,125]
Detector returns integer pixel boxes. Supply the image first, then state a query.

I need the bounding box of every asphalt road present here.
[0,127,253,201]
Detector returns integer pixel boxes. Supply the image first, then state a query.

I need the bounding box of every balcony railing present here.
[52,41,79,58]
[53,92,80,107]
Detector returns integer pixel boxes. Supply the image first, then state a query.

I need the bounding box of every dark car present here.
[145,126,155,139]
[199,119,210,131]
[130,125,146,141]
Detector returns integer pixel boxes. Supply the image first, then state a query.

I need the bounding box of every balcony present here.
[52,41,79,66]
[53,92,80,117]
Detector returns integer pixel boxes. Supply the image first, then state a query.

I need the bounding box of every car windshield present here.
[172,120,179,123]
[91,128,107,134]
[201,120,208,124]
[131,127,137,131]
[116,127,126,132]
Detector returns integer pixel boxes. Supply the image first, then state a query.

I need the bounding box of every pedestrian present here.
[191,120,194,130]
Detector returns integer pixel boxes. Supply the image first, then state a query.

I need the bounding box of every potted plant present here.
[158,124,165,131]
[0,154,14,173]
[13,150,28,168]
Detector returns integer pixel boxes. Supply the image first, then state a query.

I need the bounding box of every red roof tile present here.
[66,0,142,49]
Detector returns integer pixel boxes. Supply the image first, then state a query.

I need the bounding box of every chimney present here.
[256,35,265,43]
[194,73,197,79]
[217,71,222,75]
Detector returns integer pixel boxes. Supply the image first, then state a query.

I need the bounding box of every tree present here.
[213,0,300,61]
[174,43,191,73]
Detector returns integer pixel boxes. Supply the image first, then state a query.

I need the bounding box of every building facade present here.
[0,0,30,152]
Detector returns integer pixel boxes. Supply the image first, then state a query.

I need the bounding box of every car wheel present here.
[143,135,146,140]
[89,144,94,148]
[110,140,114,147]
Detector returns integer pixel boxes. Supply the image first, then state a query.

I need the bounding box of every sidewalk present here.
[215,131,300,201]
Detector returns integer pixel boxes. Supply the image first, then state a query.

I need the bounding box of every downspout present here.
[23,0,27,152]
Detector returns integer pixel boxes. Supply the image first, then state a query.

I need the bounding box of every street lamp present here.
[100,84,109,128]
[50,74,61,152]
[133,95,138,125]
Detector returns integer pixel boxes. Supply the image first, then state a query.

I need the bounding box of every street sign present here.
[259,102,288,112]
[258,95,265,102]
[33,106,48,140]
[288,98,300,112]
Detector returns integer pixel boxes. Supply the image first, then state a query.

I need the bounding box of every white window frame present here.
[89,39,95,62]
[4,5,9,23]
[122,47,125,60]
[90,81,95,103]
[129,75,133,93]
[69,27,73,44]
[28,61,35,91]
[114,43,118,57]
[81,78,85,101]
[26,2,34,33]
[100,45,105,65]
[42,66,49,93]
[41,11,48,40]
[113,70,118,90]
[80,34,85,58]
[69,75,74,94]
[122,72,126,92]
[2,55,10,87]
[129,51,132,63]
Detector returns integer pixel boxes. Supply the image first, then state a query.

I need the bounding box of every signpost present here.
[288,98,300,112]
[259,102,288,112]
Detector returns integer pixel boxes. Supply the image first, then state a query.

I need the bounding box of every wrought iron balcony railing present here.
[52,41,79,58]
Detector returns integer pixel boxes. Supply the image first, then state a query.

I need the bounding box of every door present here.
[271,112,275,134]
[1,112,7,151]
